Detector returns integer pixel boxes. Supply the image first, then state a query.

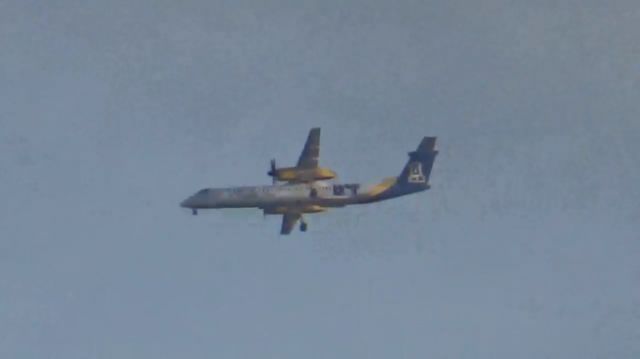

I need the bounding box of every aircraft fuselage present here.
[180,179,428,213]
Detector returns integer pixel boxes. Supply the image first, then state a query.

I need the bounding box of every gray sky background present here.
[1,1,639,358]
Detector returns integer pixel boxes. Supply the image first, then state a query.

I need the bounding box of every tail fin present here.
[397,137,438,187]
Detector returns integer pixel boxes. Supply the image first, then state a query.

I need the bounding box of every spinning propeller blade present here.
[268,159,277,184]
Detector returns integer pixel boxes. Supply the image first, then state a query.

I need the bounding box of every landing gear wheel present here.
[192,209,198,216]
[300,222,308,232]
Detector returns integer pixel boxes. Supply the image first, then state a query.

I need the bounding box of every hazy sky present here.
[1,1,639,358]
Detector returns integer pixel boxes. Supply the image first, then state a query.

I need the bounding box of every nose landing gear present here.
[192,209,198,216]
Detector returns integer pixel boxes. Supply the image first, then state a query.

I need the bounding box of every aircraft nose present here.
[180,196,195,208]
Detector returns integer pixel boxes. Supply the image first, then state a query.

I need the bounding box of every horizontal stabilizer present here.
[415,136,436,152]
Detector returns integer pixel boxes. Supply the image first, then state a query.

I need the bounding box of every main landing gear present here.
[300,217,308,232]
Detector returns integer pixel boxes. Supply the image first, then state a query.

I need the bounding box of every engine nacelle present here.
[273,167,336,182]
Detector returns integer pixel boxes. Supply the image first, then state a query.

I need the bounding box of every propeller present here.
[267,158,277,184]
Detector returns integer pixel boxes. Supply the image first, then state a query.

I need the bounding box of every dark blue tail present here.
[396,137,438,190]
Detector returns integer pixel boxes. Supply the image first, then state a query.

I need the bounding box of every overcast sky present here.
[1,1,639,358]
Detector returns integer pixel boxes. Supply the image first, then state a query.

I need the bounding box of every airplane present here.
[180,128,438,234]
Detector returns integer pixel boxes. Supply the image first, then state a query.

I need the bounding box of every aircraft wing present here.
[296,127,320,169]
[280,213,301,235]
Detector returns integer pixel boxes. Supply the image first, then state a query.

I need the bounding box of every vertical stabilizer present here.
[397,137,438,188]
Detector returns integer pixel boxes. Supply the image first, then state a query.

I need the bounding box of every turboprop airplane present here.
[180,128,438,234]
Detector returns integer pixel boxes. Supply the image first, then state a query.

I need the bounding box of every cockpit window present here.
[197,189,209,195]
